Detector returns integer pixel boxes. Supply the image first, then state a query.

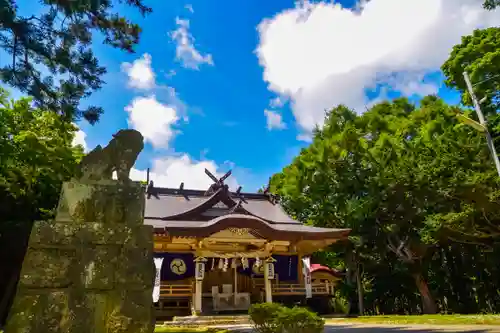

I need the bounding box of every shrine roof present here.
[146,214,350,241]
[142,168,350,240]
[144,186,299,224]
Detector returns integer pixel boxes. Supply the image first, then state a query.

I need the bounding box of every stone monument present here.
[5,129,155,333]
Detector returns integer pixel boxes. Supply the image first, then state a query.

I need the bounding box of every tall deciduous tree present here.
[0,87,83,325]
[270,97,500,314]
[483,0,499,10]
[441,27,500,116]
[0,0,152,123]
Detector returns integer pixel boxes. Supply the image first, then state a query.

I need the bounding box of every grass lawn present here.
[1,328,226,333]
[154,327,228,333]
[328,314,500,326]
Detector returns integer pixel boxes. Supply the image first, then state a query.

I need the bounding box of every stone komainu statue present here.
[77,129,144,182]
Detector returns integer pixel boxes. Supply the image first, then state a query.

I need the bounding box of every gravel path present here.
[221,323,500,332]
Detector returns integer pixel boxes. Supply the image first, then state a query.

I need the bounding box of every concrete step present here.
[164,314,251,327]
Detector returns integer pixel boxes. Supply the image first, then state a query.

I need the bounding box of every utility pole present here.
[463,71,500,177]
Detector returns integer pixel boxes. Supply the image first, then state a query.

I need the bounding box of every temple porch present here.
[153,227,343,317]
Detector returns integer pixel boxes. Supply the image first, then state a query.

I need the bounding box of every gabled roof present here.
[144,186,299,224]
[143,169,350,241]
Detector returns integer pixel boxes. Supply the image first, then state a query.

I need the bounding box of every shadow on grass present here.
[323,325,493,332]
[228,325,495,333]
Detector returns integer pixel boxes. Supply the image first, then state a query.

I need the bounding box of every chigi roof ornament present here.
[204,168,232,196]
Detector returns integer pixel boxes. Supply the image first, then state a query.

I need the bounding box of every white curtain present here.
[153,258,164,302]
[302,256,312,299]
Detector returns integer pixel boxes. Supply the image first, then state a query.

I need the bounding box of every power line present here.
[463,71,500,177]
[472,73,500,87]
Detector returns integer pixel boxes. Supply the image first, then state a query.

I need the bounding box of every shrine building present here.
[144,169,350,317]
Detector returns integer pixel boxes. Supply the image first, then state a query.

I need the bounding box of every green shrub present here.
[278,306,325,333]
[249,303,283,333]
[332,293,349,314]
[249,303,324,333]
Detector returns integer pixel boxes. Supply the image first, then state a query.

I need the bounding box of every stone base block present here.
[56,181,145,226]
[5,289,154,333]
[5,180,154,333]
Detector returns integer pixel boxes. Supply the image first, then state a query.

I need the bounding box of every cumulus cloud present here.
[125,96,180,148]
[121,53,155,90]
[264,109,287,130]
[256,0,500,135]
[72,124,88,151]
[269,96,287,108]
[129,154,239,190]
[170,18,214,70]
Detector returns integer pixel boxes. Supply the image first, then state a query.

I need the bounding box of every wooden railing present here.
[159,283,193,298]
[159,281,333,299]
[272,283,331,295]
[253,281,334,296]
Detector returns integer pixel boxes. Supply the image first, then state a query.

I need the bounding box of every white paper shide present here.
[153,257,164,302]
[302,256,312,299]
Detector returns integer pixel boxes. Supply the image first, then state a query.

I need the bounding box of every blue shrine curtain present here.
[155,254,298,281]
[154,253,195,281]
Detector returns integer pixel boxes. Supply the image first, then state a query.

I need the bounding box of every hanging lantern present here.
[266,261,275,280]
[195,261,205,280]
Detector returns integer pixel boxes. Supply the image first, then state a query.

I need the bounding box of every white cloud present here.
[121,53,155,90]
[381,72,440,97]
[185,4,194,13]
[296,133,313,142]
[72,128,239,191]
[256,0,500,135]
[269,96,287,108]
[125,96,180,148]
[128,154,239,190]
[170,18,214,69]
[72,123,88,151]
[264,109,287,130]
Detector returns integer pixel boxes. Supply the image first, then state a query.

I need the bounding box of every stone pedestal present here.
[5,181,154,333]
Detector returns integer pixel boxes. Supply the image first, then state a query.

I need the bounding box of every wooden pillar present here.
[234,266,238,304]
[298,253,304,284]
[194,280,203,314]
[193,257,206,315]
[264,262,273,303]
[264,258,275,303]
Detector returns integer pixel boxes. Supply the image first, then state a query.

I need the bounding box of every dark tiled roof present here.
[239,199,297,224]
[144,187,299,224]
[147,214,350,241]
[143,185,351,239]
[145,189,221,219]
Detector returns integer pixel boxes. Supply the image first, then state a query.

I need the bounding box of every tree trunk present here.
[356,264,364,315]
[413,273,437,314]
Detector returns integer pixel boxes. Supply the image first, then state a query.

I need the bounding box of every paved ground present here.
[221,324,500,332]
[324,323,500,332]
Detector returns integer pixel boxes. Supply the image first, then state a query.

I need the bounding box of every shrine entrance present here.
[147,168,351,317]
[201,258,260,313]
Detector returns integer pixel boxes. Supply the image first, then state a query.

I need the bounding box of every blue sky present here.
[11,0,500,191]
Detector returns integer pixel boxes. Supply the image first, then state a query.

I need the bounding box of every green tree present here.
[270,97,500,315]
[441,27,500,116]
[0,0,152,124]
[0,87,83,324]
[483,0,499,10]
